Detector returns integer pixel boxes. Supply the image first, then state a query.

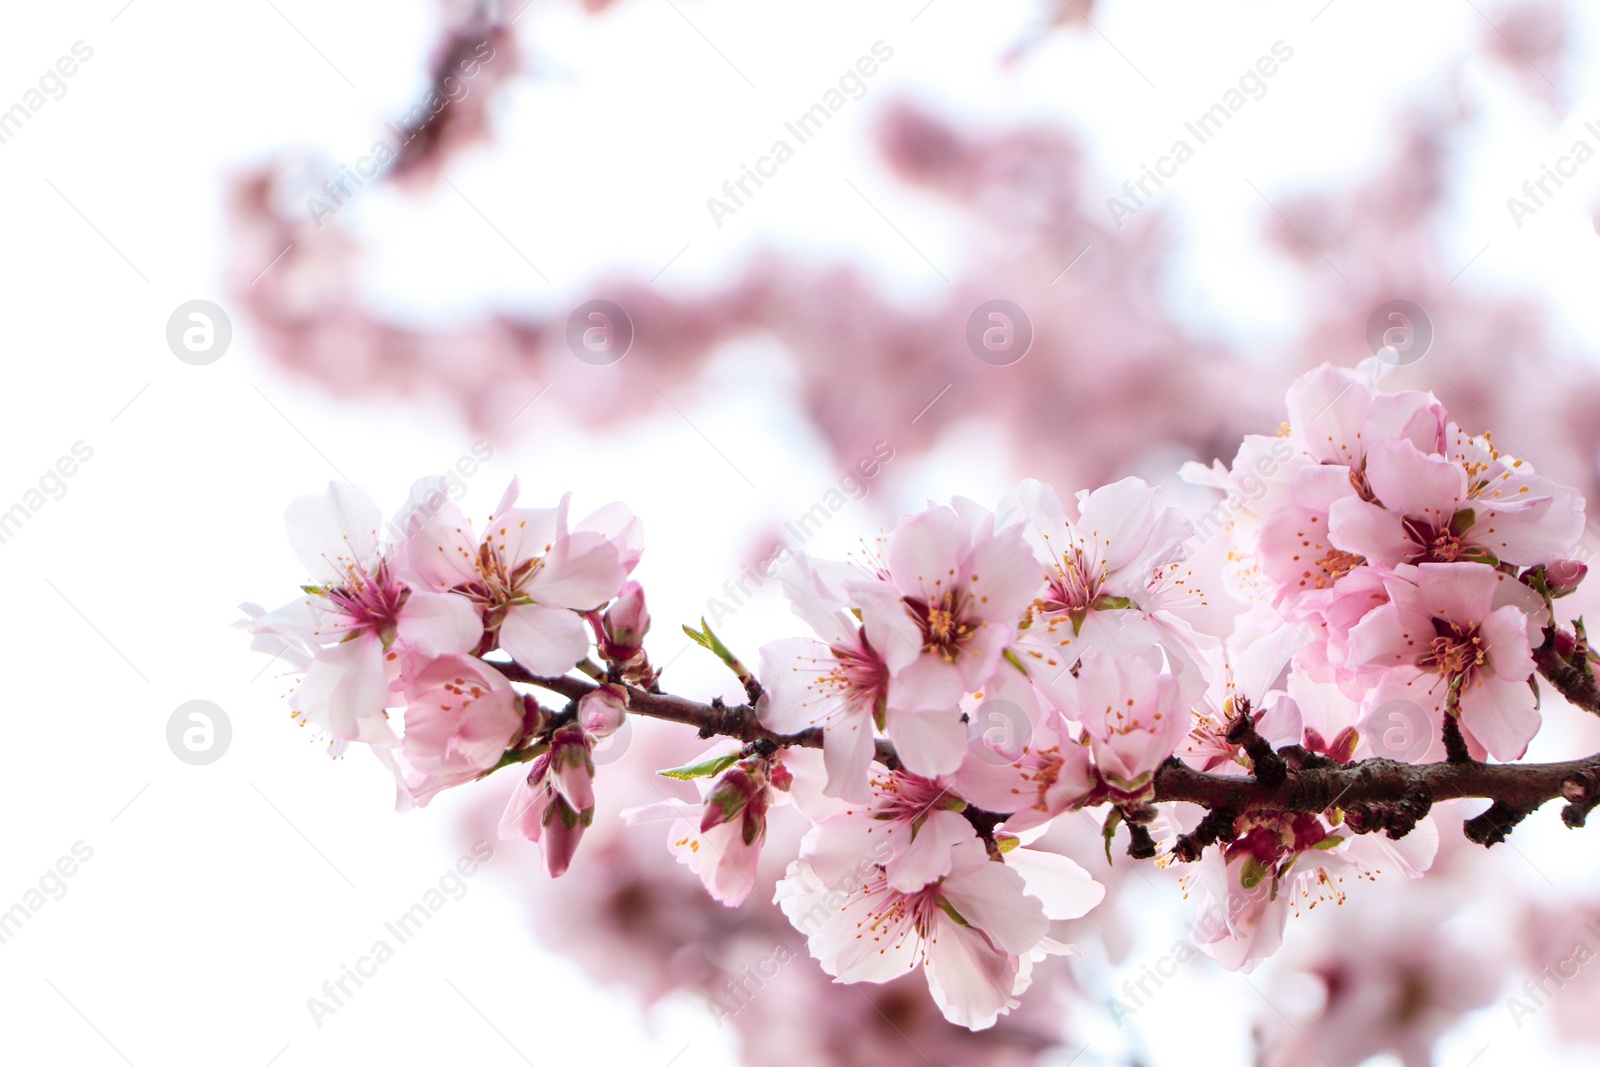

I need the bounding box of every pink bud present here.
[540,794,591,877]
[603,581,651,659]
[1547,559,1588,598]
[701,765,758,833]
[548,723,595,814]
[578,684,627,739]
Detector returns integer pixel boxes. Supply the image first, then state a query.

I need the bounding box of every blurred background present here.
[7,0,1600,1063]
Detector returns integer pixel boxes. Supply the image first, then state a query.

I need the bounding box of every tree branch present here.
[489,646,1600,851]
[1532,622,1600,716]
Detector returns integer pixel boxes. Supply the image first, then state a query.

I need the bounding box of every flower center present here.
[1418,618,1486,679]
[1313,548,1365,586]
[321,558,409,643]
[1047,548,1101,612]
[907,594,973,661]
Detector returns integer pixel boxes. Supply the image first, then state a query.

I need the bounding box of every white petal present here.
[500,603,589,675]
[1006,847,1105,921]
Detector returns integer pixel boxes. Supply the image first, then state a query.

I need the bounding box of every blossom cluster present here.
[241,476,647,875]
[244,362,1594,1030]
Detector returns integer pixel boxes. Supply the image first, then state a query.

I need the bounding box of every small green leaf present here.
[1448,507,1477,536]
[1239,855,1269,890]
[1312,835,1345,851]
[1090,594,1132,611]
[683,619,738,666]
[658,752,741,781]
[935,898,971,927]
[1002,647,1029,676]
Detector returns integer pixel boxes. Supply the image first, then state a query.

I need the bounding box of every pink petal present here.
[500,603,589,675]
[821,716,879,803]
[285,483,382,582]
[885,809,976,892]
[296,632,394,744]
[1006,848,1105,921]
[396,590,482,657]
[922,918,1020,1030]
[939,848,1048,955]
[1326,497,1410,567]
[1458,673,1540,761]
[529,534,627,610]
[885,706,968,777]
[1364,438,1465,523]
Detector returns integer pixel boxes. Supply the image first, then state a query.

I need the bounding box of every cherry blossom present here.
[394,653,524,803]
[1061,649,1192,797]
[758,556,917,801]
[1185,811,1439,972]
[1007,477,1212,705]
[866,504,1044,776]
[954,683,1096,831]
[1345,563,1541,760]
[775,837,1096,1029]
[627,752,791,907]
[402,479,634,676]
[795,768,977,893]
[1328,436,1583,569]
[246,482,482,749]
[245,407,1599,1042]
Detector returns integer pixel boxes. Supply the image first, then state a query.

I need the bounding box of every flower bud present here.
[701,764,760,833]
[578,683,628,739]
[603,581,651,660]
[548,722,596,815]
[1547,559,1588,598]
[499,723,597,879]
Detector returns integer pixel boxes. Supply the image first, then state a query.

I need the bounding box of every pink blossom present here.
[954,689,1096,830]
[775,837,1095,1030]
[247,482,482,749]
[758,556,921,800]
[1007,477,1213,706]
[401,480,633,676]
[398,654,524,800]
[1187,811,1438,973]
[1328,435,1583,569]
[868,504,1044,777]
[797,769,977,893]
[1063,649,1191,796]
[625,753,788,907]
[1345,563,1540,760]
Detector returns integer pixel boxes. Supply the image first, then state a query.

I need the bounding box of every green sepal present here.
[1102,809,1123,866]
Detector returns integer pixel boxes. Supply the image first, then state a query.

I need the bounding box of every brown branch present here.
[490,660,899,767]
[1532,623,1600,716]
[488,650,1600,851]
